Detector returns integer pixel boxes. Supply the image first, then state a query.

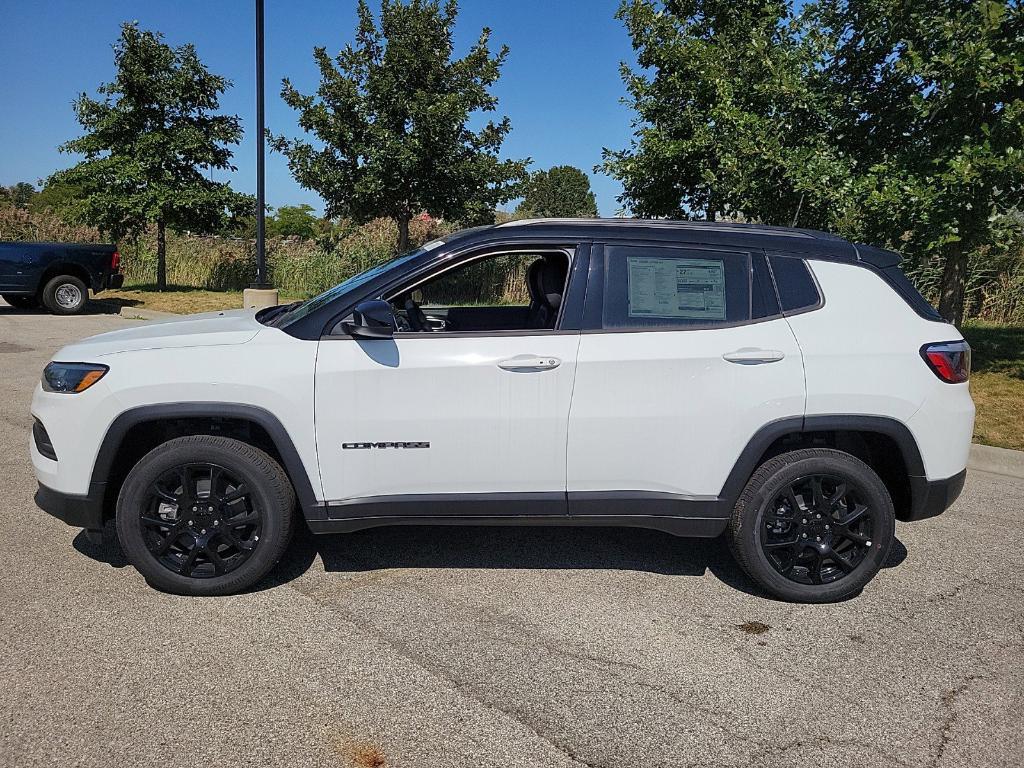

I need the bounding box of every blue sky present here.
[0,0,638,216]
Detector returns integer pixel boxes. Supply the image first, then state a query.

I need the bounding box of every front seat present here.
[526,256,569,329]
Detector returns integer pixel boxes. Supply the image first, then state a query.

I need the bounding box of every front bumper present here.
[35,482,106,531]
[904,469,967,522]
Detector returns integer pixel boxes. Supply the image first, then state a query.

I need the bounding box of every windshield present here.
[266,239,445,329]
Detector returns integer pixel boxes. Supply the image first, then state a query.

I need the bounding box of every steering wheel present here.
[403,295,429,332]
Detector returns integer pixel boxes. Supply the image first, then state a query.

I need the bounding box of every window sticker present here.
[627,256,727,319]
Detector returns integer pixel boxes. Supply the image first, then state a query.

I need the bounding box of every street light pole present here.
[245,0,278,307]
[255,0,266,286]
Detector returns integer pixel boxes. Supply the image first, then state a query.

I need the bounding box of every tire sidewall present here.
[734,453,896,602]
[116,438,292,596]
[43,275,87,315]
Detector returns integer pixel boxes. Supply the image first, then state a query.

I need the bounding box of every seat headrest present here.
[527,256,568,309]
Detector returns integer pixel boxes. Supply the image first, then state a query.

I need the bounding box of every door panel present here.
[566,319,804,500]
[314,333,581,509]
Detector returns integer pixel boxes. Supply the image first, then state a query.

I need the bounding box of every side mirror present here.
[339,300,396,339]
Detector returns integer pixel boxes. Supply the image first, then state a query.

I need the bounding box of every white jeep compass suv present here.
[31,220,974,602]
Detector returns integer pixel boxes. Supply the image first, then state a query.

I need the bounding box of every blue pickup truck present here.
[0,241,123,314]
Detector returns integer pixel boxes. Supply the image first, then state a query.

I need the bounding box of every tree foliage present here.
[51,23,249,290]
[516,165,599,218]
[603,0,1024,325]
[0,182,38,209]
[601,0,842,224]
[809,0,1024,324]
[273,0,528,252]
[267,204,322,239]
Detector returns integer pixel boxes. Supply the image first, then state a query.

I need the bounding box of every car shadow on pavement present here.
[73,520,908,601]
[0,301,121,315]
[269,524,910,601]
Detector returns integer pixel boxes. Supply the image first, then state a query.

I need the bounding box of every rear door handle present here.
[498,355,561,371]
[722,348,785,364]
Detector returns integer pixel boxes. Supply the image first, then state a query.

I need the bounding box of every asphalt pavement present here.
[1,298,1022,768]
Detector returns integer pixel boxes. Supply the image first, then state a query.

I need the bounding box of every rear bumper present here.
[34,482,105,531]
[904,469,967,522]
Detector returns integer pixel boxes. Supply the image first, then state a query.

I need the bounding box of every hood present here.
[53,309,265,359]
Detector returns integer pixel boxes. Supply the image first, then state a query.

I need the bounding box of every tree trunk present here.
[396,214,411,254]
[706,199,715,222]
[156,219,167,292]
[937,240,967,327]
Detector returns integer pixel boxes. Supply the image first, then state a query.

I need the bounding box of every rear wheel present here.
[116,436,296,596]
[727,448,895,603]
[2,294,38,309]
[41,274,88,314]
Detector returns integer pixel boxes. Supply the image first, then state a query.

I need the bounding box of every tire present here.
[727,448,895,603]
[41,274,88,314]
[116,436,296,596]
[2,294,38,309]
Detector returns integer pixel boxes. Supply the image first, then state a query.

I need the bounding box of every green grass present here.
[961,321,1024,451]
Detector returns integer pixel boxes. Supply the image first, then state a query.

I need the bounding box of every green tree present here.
[807,0,1024,325]
[516,165,598,218]
[0,182,37,209]
[266,203,321,239]
[273,0,528,252]
[600,0,841,224]
[29,181,83,219]
[51,23,249,290]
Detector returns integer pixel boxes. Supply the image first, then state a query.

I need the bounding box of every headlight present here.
[41,362,109,393]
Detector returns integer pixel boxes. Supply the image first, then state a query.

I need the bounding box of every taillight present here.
[921,341,971,383]
[111,250,120,271]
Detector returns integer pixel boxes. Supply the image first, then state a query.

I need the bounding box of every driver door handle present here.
[722,348,785,364]
[498,355,561,371]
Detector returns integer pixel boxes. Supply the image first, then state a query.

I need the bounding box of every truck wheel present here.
[2,294,38,309]
[41,274,88,314]
[727,448,895,603]
[116,436,296,596]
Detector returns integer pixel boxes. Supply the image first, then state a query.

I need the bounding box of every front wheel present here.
[727,448,895,603]
[116,436,296,596]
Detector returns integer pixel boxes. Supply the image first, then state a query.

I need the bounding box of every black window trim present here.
[582,241,789,334]
[321,239,591,340]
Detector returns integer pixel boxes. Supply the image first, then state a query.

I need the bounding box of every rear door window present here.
[602,245,752,329]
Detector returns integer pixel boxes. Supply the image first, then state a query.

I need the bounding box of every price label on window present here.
[627,256,727,319]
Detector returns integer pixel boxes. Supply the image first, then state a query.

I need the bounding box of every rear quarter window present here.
[768,255,821,313]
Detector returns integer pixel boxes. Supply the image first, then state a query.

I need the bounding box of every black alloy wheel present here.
[759,474,875,585]
[141,462,262,578]
[727,448,895,603]
[116,435,295,596]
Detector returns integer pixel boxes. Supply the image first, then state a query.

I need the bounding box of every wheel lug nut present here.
[801,518,807,524]
[825,525,830,530]
[866,540,872,547]
[208,506,213,512]
[816,514,821,519]
[801,533,807,538]
[816,536,821,541]
[213,519,219,525]
[188,520,194,526]
[201,529,206,534]
[192,506,197,512]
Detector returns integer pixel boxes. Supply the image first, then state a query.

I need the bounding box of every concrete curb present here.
[969,443,1024,480]
[90,300,178,321]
